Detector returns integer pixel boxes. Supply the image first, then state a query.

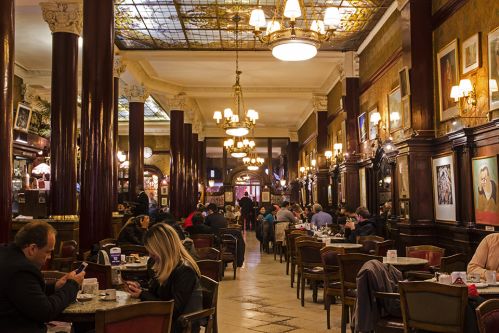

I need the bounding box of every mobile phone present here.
[75,262,88,274]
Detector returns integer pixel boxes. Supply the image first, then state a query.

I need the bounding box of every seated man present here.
[344,206,376,243]
[467,233,499,280]
[310,203,332,228]
[276,201,299,224]
[186,213,213,236]
[205,203,228,236]
[0,221,85,333]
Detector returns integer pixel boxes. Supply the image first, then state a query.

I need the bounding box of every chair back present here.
[296,240,323,269]
[274,222,290,243]
[374,240,395,257]
[72,261,113,289]
[42,270,66,284]
[99,238,117,247]
[200,275,219,309]
[295,235,318,243]
[399,281,468,333]
[120,244,148,257]
[179,308,216,333]
[196,260,223,282]
[439,253,467,273]
[356,235,384,243]
[320,247,344,274]
[59,240,78,258]
[287,232,307,260]
[227,224,242,230]
[190,234,215,248]
[95,301,174,333]
[357,235,384,254]
[406,245,445,267]
[196,247,221,260]
[221,234,237,256]
[476,299,499,333]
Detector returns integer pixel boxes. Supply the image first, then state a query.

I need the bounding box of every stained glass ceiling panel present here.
[118,96,170,122]
[115,0,392,51]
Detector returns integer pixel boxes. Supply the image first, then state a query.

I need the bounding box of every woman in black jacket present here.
[127,223,203,332]
[117,215,149,245]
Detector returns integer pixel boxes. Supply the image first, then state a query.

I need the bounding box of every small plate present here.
[76,294,94,302]
[99,296,117,301]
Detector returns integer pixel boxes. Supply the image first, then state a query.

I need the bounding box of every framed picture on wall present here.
[328,185,332,205]
[160,186,168,195]
[388,87,402,132]
[397,155,410,199]
[462,33,481,74]
[14,104,32,132]
[262,190,270,203]
[398,67,410,97]
[340,172,346,203]
[359,167,366,207]
[431,153,457,223]
[224,191,233,203]
[472,155,499,225]
[161,198,168,206]
[368,107,378,141]
[437,39,459,121]
[402,96,411,130]
[357,112,367,143]
[488,26,499,111]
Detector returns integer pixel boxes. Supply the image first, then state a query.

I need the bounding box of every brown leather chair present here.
[199,275,219,333]
[95,301,174,333]
[72,261,113,289]
[439,253,467,273]
[476,299,499,333]
[196,247,221,260]
[190,234,215,249]
[406,245,445,267]
[196,259,223,282]
[179,308,216,333]
[286,230,308,288]
[398,281,468,333]
[220,234,238,279]
[375,240,395,257]
[296,240,324,306]
[337,253,382,333]
[320,247,344,329]
[99,238,117,247]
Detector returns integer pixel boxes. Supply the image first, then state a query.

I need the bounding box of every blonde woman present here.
[127,223,203,332]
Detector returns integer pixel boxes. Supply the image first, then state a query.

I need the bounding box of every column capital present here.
[123,83,149,103]
[40,2,82,35]
[312,95,328,112]
[289,131,298,142]
[113,56,127,78]
[342,51,359,78]
[168,93,187,111]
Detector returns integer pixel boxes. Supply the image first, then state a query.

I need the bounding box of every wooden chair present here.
[200,275,219,333]
[120,244,148,256]
[356,235,384,243]
[439,253,467,273]
[196,247,221,260]
[99,238,117,247]
[227,224,242,230]
[398,281,468,333]
[179,308,216,333]
[320,247,344,329]
[196,259,223,282]
[274,222,290,263]
[72,261,113,289]
[476,299,499,333]
[296,240,324,306]
[357,235,384,255]
[337,253,382,333]
[51,240,78,272]
[406,245,445,267]
[286,231,308,288]
[190,234,215,249]
[375,240,395,257]
[220,234,238,280]
[95,301,174,333]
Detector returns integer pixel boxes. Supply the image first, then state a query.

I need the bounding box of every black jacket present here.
[0,244,79,333]
[238,196,253,214]
[186,223,213,236]
[346,218,376,243]
[141,262,202,332]
[117,222,146,245]
[133,191,149,216]
[205,213,228,235]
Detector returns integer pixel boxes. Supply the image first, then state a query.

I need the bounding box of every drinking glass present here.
[485,270,497,285]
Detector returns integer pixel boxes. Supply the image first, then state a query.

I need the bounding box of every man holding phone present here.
[0,221,85,333]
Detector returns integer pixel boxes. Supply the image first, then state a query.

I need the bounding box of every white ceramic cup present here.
[104,289,116,301]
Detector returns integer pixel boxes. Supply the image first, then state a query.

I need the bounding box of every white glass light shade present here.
[224,108,233,118]
[226,127,249,137]
[266,20,281,34]
[311,159,316,167]
[247,165,259,171]
[325,150,333,159]
[324,7,341,27]
[231,152,247,158]
[208,179,215,187]
[370,111,381,124]
[490,79,499,92]
[450,85,463,101]
[272,41,318,61]
[117,151,127,162]
[299,166,306,173]
[237,141,243,148]
[230,115,239,123]
[249,140,255,148]
[310,20,325,34]
[390,112,401,121]
[213,111,222,121]
[284,0,302,19]
[333,143,343,151]
[249,8,266,28]
[459,79,473,96]
[384,176,392,184]
[243,138,249,146]
[258,157,264,163]
[144,147,153,159]
[280,179,286,187]
[243,157,250,163]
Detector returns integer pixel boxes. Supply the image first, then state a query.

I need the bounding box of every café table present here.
[327,243,363,253]
[383,256,428,273]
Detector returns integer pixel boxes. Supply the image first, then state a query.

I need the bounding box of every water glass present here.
[485,270,497,285]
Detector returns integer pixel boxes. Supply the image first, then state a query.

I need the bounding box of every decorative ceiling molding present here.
[118,121,170,136]
[289,131,299,142]
[312,95,328,112]
[122,59,182,96]
[357,0,398,54]
[40,2,83,35]
[122,82,150,103]
[113,55,127,78]
[342,51,360,78]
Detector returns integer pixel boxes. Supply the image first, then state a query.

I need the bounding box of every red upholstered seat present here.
[406,246,445,267]
[476,299,499,333]
[482,310,499,333]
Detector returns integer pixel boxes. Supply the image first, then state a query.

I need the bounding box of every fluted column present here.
[0,0,14,242]
[169,110,184,219]
[313,95,330,210]
[124,83,148,201]
[184,123,193,216]
[41,2,82,215]
[80,0,114,249]
[113,56,126,208]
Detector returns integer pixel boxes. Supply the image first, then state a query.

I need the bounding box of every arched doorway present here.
[228,167,266,204]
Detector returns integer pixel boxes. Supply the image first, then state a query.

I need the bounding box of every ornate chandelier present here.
[224,137,255,158]
[213,14,259,137]
[243,152,265,171]
[249,0,342,61]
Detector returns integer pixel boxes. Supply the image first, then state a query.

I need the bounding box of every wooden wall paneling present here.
[340,159,360,210]
[343,78,360,155]
[431,0,469,30]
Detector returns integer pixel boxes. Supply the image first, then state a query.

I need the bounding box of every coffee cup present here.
[386,250,397,263]
[104,289,116,301]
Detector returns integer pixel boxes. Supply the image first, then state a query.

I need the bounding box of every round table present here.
[383,256,428,272]
[327,243,363,253]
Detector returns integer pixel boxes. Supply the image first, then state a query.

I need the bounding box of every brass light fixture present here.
[224,137,256,158]
[243,151,265,171]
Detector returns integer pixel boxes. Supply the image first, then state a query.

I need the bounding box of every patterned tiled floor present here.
[217,232,342,332]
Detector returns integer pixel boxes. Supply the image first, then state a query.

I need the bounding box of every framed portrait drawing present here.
[368,107,378,141]
[14,104,32,132]
[472,155,499,225]
[262,190,270,203]
[397,155,410,199]
[340,172,346,203]
[462,33,481,74]
[359,167,366,207]
[402,96,411,130]
[328,184,333,205]
[160,186,168,195]
[357,112,367,143]
[488,26,499,111]
[224,191,233,203]
[161,197,168,206]
[437,39,459,121]
[432,153,456,222]
[388,87,402,132]
[398,67,410,97]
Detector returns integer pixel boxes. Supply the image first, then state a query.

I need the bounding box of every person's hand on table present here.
[125,281,142,298]
[345,221,355,230]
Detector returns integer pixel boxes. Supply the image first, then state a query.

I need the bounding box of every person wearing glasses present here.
[477,166,497,214]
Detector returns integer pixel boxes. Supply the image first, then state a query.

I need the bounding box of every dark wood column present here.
[340,159,360,210]
[169,110,184,219]
[287,141,299,203]
[316,108,330,209]
[198,138,206,184]
[183,123,192,216]
[400,0,434,132]
[0,0,14,242]
[41,3,82,215]
[222,148,227,184]
[192,133,199,210]
[80,0,114,249]
[113,57,126,208]
[343,78,360,154]
[267,138,273,185]
[128,101,145,200]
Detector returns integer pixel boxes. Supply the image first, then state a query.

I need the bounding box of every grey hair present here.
[312,203,323,213]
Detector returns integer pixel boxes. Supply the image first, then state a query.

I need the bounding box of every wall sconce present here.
[325,143,344,170]
[370,111,385,146]
[311,159,317,167]
[117,151,127,163]
[280,179,286,187]
[208,179,215,187]
[450,79,477,114]
[299,166,306,174]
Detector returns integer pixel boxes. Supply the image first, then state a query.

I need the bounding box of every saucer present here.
[99,296,117,301]
[124,262,146,268]
[76,294,94,302]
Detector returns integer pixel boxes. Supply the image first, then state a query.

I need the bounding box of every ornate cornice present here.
[40,2,82,35]
[122,83,149,103]
[113,56,127,78]
[312,95,328,112]
[168,93,187,111]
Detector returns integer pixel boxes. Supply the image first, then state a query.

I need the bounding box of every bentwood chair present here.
[220,234,238,280]
[179,308,216,333]
[296,240,324,306]
[190,234,215,249]
[406,245,445,268]
[119,244,148,257]
[398,281,468,333]
[439,253,467,273]
[476,299,499,333]
[72,261,113,289]
[99,238,117,247]
[337,254,382,333]
[320,247,344,329]
[199,275,219,333]
[274,222,290,262]
[196,259,223,282]
[196,247,221,260]
[357,235,384,255]
[51,240,78,272]
[95,301,174,333]
[287,230,308,288]
[375,240,395,257]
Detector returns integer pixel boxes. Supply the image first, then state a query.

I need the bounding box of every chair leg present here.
[296,270,301,298]
[274,244,277,260]
[286,256,290,275]
[312,281,318,303]
[325,294,331,329]
[233,261,237,280]
[300,275,305,306]
[290,262,295,287]
[279,246,284,263]
[341,304,348,333]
